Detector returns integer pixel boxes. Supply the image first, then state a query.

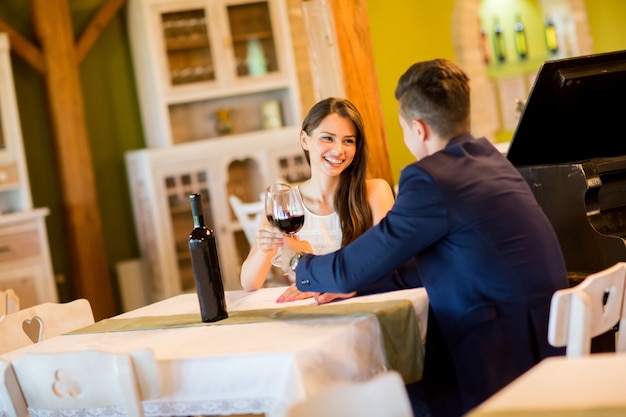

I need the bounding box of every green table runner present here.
[68,300,423,383]
[466,409,626,417]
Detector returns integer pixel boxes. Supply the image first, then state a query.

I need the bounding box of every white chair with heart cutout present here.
[228,194,264,247]
[548,262,626,357]
[0,298,95,354]
[0,289,20,316]
[11,349,160,417]
[0,359,28,417]
[286,370,414,417]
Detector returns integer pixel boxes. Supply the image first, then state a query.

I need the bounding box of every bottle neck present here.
[193,214,205,229]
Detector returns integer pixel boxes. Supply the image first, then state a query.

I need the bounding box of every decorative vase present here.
[214,108,233,135]
[246,37,267,77]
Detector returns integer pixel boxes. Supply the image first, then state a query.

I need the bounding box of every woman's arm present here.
[239,216,282,291]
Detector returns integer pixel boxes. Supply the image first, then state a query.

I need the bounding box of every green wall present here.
[0,1,144,303]
[0,0,625,306]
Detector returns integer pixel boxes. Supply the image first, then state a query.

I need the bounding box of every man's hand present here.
[280,235,356,304]
[314,291,357,304]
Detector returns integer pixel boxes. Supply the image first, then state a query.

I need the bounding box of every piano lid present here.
[507,49,626,167]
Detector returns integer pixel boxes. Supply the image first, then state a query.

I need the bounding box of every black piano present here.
[507,49,626,351]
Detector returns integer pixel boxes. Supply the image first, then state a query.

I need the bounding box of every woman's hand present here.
[255,223,285,251]
[275,284,314,303]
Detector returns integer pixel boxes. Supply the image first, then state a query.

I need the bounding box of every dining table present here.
[465,352,626,417]
[1,285,429,417]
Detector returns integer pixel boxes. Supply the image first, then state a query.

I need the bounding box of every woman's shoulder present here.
[365,178,394,198]
[365,179,395,222]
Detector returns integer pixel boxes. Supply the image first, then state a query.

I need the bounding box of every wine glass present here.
[265,182,305,267]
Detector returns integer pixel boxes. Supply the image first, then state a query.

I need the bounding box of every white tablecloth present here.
[2,286,428,417]
[466,353,626,416]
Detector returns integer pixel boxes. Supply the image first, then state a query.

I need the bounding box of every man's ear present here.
[413,119,428,140]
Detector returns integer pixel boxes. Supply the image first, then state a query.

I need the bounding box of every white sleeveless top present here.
[294,188,342,255]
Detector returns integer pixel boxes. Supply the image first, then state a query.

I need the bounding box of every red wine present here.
[188,194,228,322]
[266,214,279,228]
[275,214,305,234]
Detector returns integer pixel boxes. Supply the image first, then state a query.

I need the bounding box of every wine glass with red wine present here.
[265,182,305,267]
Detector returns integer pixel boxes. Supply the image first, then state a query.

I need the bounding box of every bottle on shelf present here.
[478,19,490,65]
[214,108,234,135]
[492,17,506,64]
[544,17,559,55]
[246,37,267,77]
[188,193,228,322]
[513,14,528,60]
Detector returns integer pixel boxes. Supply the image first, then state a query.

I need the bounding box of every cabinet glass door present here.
[164,170,212,292]
[161,8,215,86]
[227,1,278,78]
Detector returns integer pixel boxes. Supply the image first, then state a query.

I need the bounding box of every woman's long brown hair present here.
[300,97,373,246]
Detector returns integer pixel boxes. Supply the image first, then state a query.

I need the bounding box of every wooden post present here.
[30,0,116,320]
[328,0,393,186]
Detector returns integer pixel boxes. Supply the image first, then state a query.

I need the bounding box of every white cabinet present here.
[126,0,307,304]
[0,33,57,307]
[0,33,32,214]
[0,210,58,308]
[126,128,309,302]
[127,0,301,148]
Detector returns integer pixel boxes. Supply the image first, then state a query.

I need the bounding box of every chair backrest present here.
[229,194,264,246]
[286,371,414,417]
[0,298,95,354]
[548,262,626,357]
[11,349,160,417]
[0,359,28,417]
[0,289,20,316]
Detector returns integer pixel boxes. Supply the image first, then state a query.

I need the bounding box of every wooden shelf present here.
[231,31,272,43]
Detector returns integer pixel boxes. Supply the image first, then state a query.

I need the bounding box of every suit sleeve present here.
[295,164,448,293]
[355,256,422,295]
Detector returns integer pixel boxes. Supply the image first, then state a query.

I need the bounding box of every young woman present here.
[240,97,395,301]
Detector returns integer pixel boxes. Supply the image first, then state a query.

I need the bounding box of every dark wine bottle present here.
[188,193,228,322]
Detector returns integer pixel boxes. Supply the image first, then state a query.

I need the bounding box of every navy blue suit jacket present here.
[295,134,568,416]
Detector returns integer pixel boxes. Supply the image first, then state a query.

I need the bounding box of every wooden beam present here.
[76,0,126,63]
[329,0,393,186]
[30,0,116,320]
[0,18,45,73]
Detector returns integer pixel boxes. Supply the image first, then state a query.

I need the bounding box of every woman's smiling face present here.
[301,113,357,177]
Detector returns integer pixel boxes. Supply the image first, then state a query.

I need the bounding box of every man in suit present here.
[281,59,568,417]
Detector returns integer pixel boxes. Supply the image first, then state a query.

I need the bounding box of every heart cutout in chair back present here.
[22,316,44,343]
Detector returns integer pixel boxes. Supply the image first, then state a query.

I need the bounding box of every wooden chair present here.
[0,298,95,354]
[548,262,626,357]
[0,359,28,417]
[11,349,160,417]
[285,371,414,417]
[228,194,264,247]
[0,289,20,316]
